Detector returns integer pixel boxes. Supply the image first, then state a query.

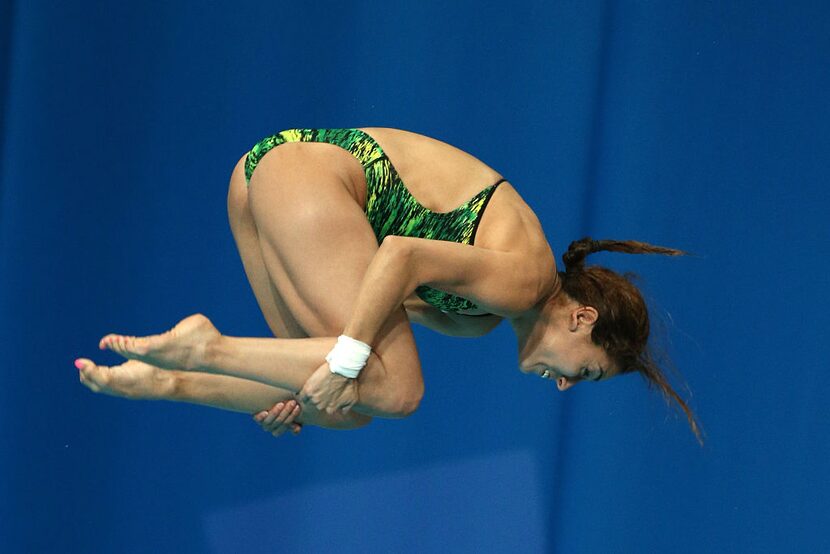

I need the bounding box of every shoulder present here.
[476,181,555,262]
[476,180,559,300]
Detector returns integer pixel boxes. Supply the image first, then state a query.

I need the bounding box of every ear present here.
[569,306,599,331]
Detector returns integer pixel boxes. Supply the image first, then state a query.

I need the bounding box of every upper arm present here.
[405,293,502,337]
[390,235,543,317]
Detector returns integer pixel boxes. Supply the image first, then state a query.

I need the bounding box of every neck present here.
[508,282,565,363]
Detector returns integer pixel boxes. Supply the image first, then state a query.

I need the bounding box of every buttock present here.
[250,141,368,210]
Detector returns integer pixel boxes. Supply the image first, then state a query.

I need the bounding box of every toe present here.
[130,336,148,356]
[101,335,117,351]
[88,360,105,377]
[78,359,105,392]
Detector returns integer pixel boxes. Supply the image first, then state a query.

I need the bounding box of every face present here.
[515,303,616,392]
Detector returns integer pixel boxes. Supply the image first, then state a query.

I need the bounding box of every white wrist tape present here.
[325,335,372,379]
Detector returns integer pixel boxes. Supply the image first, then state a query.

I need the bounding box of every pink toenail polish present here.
[74,359,84,370]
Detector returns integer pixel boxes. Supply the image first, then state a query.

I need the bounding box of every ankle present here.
[200,334,226,372]
[151,368,179,401]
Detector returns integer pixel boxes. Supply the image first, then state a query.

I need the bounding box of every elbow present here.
[380,234,417,286]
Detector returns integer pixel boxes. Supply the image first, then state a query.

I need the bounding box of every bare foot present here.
[76,358,175,400]
[98,313,220,371]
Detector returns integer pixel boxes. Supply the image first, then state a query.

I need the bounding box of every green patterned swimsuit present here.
[244,128,506,316]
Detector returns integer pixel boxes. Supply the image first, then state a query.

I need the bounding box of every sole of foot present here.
[98,313,220,371]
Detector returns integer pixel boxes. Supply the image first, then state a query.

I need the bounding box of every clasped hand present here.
[300,361,359,414]
[252,361,359,438]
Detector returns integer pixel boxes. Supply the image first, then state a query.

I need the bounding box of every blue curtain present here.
[2,1,828,552]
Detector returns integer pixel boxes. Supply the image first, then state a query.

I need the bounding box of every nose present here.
[557,377,575,391]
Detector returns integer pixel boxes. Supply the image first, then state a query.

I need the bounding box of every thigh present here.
[226,153,372,429]
[228,153,308,339]
[247,146,423,386]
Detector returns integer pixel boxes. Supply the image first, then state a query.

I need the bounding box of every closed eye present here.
[582,367,603,382]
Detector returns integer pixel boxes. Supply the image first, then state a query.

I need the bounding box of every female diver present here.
[76,127,704,445]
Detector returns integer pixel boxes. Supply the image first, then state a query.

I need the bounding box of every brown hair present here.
[558,237,705,446]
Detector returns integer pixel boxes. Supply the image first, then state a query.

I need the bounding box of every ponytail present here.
[562,237,686,274]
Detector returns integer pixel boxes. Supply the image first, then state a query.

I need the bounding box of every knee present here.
[389,380,425,418]
[364,348,424,418]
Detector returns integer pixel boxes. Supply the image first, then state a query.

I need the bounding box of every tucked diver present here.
[77,127,703,445]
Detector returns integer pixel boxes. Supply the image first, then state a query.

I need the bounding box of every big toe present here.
[77,359,108,391]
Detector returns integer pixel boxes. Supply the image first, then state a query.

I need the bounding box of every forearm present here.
[343,237,415,346]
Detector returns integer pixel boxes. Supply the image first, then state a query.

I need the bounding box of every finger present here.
[265,400,296,432]
[270,404,298,437]
[261,403,285,426]
[282,404,303,431]
[298,384,312,405]
[287,404,302,427]
[273,404,302,435]
[303,395,320,411]
[266,401,296,432]
[273,406,300,437]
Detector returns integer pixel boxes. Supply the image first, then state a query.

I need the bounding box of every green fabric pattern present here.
[244,128,504,314]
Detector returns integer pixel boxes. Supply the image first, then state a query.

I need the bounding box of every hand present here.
[253,400,303,437]
[299,362,359,415]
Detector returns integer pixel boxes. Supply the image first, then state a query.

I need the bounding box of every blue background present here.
[1,1,828,552]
